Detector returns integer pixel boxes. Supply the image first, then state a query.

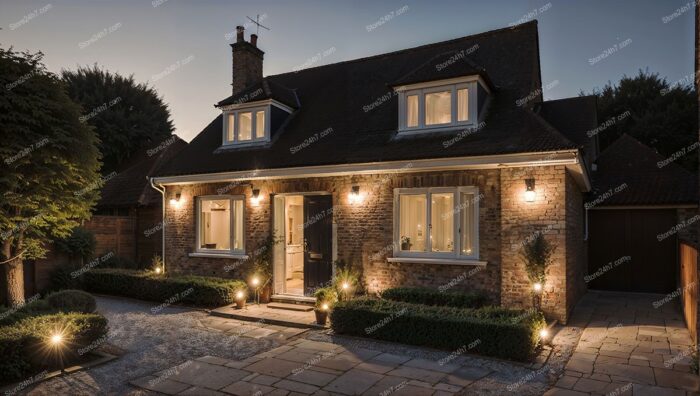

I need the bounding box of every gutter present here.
[152,150,589,189]
[149,177,166,273]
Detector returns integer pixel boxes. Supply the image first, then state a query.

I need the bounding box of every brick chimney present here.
[230,25,264,95]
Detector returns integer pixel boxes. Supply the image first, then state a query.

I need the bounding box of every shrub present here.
[314,287,338,310]
[381,287,489,308]
[0,299,52,327]
[0,312,108,383]
[46,290,96,313]
[103,255,141,270]
[82,268,247,307]
[330,298,545,362]
[54,227,96,263]
[48,264,83,292]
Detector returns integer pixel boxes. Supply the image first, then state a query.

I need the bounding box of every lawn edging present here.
[330,298,545,362]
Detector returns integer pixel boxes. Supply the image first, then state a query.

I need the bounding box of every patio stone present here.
[275,379,320,394]
[165,361,251,390]
[251,374,282,386]
[554,375,579,389]
[402,358,460,373]
[387,366,446,384]
[593,362,654,385]
[196,355,233,366]
[130,375,191,395]
[244,327,281,339]
[179,386,227,395]
[220,380,276,395]
[245,358,305,378]
[443,365,491,386]
[653,367,700,392]
[362,376,410,396]
[572,377,608,393]
[355,361,397,374]
[632,383,685,396]
[288,369,338,387]
[313,355,360,371]
[543,387,588,395]
[372,353,412,365]
[323,368,384,395]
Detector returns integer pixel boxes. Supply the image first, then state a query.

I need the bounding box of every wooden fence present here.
[680,241,698,345]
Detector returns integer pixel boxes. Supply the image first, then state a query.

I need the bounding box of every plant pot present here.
[235,300,246,309]
[314,309,328,325]
[259,286,272,304]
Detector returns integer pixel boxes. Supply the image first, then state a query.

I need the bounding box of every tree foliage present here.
[62,65,174,174]
[0,47,101,305]
[584,70,698,171]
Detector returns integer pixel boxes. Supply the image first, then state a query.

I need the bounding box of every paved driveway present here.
[546,291,699,396]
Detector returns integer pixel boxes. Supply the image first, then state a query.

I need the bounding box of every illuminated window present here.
[425,91,451,125]
[255,111,265,139]
[395,187,478,259]
[457,88,469,122]
[222,108,268,145]
[238,112,252,141]
[197,196,245,253]
[406,95,418,127]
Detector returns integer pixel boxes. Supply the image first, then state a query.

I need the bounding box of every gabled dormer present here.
[391,49,492,136]
[215,26,297,148]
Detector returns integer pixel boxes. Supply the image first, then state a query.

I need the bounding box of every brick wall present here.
[163,165,582,322]
[565,171,587,317]
[500,166,571,323]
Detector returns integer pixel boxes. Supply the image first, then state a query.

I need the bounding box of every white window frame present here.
[396,76,488,135]
[393,186,479,260]
[195,195,246,255]
[223,107,270,146]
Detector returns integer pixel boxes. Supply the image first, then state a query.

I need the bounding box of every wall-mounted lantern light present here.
[251,188,262,206]
[524,179,536,202]
[348,185,363,204]
[169,193,181,206]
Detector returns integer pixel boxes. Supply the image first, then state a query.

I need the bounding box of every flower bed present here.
[330,298,545,361]
[380,287,489,308]
[81,269,247,307]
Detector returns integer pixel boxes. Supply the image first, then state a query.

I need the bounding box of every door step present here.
[267,302,314,312]
[270,294,315,305]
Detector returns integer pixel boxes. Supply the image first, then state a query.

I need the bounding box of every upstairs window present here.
[223,107,269,145]
[396,77,487,134]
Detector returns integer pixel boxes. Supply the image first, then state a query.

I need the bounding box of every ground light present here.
[533,282,542,293]
[321,303,329,311]
[48,332,66,374]
[539,328,549,340]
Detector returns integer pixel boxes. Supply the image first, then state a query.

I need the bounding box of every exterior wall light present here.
[524,179,536,202]
[348,185,362,204]
[251,188,262,206]
[169,193,181,206]
[533,282,542,293]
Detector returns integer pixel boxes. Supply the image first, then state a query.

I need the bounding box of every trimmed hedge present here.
[47,290,97,313]
[0,299,51,327]
[81,269,247,307]
[381,287,489,308]
[0,313,108,383]
[330,298,545,361]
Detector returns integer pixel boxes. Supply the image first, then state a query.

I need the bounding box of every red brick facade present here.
[163,165,587,323]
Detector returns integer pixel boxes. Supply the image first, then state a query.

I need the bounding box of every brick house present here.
[152,21,596,324]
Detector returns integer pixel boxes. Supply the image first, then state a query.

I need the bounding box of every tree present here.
[62,65,174,174]
[584,70,698,172]
[0,47,101,306]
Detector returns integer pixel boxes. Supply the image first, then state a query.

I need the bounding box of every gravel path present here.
[25,296,280,396]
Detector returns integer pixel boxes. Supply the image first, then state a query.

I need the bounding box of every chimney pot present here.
[236,26,244,42]
[250,34,258,47]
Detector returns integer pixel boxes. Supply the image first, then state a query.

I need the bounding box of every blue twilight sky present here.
[0,0,694,142]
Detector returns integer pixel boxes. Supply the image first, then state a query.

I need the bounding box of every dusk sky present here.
[1,0,694,142]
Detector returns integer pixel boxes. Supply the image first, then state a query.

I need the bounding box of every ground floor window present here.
[196,195,244,253]
[394,187,478,259]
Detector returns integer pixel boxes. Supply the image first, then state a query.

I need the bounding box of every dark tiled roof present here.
[537,96,598,164]
[99,136,187,208]
[217,79,299,109]
[589,134,698,206]
[158,21,581,178]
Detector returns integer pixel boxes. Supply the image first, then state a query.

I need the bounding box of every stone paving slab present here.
[547,291,700,396]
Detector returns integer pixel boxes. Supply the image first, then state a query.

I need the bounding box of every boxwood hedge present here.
[330,298,545,361]
[381,287,489,308]
[81,269,246,307]
[0,313,108,383]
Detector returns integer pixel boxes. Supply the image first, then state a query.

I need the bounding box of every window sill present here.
[397,123,476,136]
[386,257,487,266]
[188,252,249,260]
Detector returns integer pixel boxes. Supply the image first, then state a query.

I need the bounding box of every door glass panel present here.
[430,193,454,252]
[460,192,475,256]
[425,90,451,125]
[399,194,427,252]
[199,199,230,250]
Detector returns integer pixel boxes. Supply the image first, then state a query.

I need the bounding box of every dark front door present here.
[303,195,333,296]
[588,209,677,293]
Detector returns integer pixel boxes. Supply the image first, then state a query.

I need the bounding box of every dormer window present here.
[223,107,269,145]
[396,76,489,135]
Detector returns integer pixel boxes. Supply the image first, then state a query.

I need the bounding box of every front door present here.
[303,195,333,295]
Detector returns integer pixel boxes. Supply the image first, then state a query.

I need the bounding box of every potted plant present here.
[249,233,281,303]
[400,236,411,251]
[519,232,556,311]
[234,289,247,309]
[313,287,338,325]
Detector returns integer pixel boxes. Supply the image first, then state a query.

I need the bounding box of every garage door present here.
[588,209,677,293]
